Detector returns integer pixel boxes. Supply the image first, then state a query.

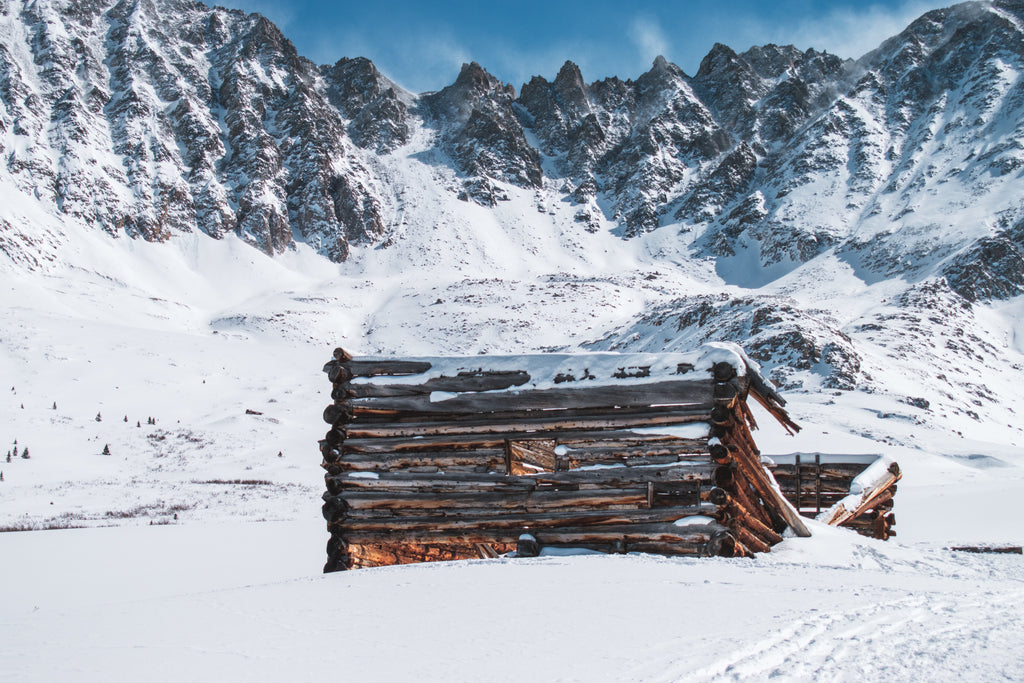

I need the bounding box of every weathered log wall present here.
[318,347,815,571]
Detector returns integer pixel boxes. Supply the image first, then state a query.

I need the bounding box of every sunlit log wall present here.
[318,347,816,572]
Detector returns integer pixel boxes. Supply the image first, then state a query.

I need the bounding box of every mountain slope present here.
[2,0,1024,467]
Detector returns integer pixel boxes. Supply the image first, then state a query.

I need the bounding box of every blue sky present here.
[223,0,949,93]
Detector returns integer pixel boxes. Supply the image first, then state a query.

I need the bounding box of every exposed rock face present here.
[322,57,409,153]
[944,216,1024,302]
[0,0,385,260]
[423,62,541,205]
[1,0,1023,297]
[585,294,863,390]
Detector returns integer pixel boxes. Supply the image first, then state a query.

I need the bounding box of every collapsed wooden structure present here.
[318,346,901,571]
[770,453,900,540]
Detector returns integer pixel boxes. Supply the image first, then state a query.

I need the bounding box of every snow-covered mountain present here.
[3,0,1022,268]
[2,0,1024,531]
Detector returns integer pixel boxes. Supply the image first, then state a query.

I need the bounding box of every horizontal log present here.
[350,402,713,426]
[948,546,1023,554]
[337,449,507,472]
[341,487,710,516]
[345,360,434,377]
[560,438,709,461]
[343,371,532,398]
[343,488,652,512]
[328,463,716,492]
[774,479,860,495]
[346,379,714,414]
[338,522,729,547]
[347,542,498,568]
[562,454,704,470]
[341,429,712,454]
[344,411,710,439]
[781,488,859,504]
[337,508,705,533]
[770,464,874,480]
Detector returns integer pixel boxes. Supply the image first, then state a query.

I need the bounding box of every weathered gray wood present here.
[350,401,713,426]
[559,438,708,462]
[328,463,716,492]
[948,546,1023,555]
[337,449,507,472]
[337,522,728,546]
[338,508,704,532]
[346,360,434,377]
[347,379,714,414]
[562,454,698,470]
[773,476,860,494]
[335,451,714,476]
[342,488,654,512]
[771,463,874,479]
[341,429,711,454]
[342,486,709,516]
[345,410,709,439]
[344,371,532,399]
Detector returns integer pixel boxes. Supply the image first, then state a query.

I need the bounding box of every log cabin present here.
[318,344,898,571]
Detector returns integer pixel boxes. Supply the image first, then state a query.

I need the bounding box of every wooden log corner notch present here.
[317,343,895,573]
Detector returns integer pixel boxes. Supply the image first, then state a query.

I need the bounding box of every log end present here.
[712,362,737,382]
[516,533,540,558]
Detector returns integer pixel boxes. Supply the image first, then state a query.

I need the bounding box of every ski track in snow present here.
[647,589,1024,682]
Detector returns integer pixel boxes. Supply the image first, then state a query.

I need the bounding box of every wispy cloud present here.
[778,1,943,59]
[629,16,671,63]
[305,28,472,93]
[226,0,297,30]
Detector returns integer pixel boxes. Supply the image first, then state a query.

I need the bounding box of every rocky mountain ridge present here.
[3,0,1024,435]
[3,0,1021,272]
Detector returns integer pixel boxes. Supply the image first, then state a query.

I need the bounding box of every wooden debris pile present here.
[771,453,901,540]
[318,345,815,572]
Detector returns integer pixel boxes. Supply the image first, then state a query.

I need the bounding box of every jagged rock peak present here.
[695,43,740,80]
[635,55,688,91]
[453,61,515,97]
[740,44,809,78]
[554,60,585,89]
[322,56,410,152]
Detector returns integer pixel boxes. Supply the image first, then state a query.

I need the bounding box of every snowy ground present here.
[2,207,1023,679]
[2,521,1022,682]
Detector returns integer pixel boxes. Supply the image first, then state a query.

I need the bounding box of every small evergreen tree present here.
[5,451,10,463]
[137,421,141,428]
[123,415,128,422]
[102,444,110,456]
[21,448,29,459]
[52,402,57,410]
[12,445,17,458]
[95,412,102,422]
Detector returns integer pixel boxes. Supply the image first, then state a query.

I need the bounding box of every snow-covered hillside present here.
[2,0,1024,678]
